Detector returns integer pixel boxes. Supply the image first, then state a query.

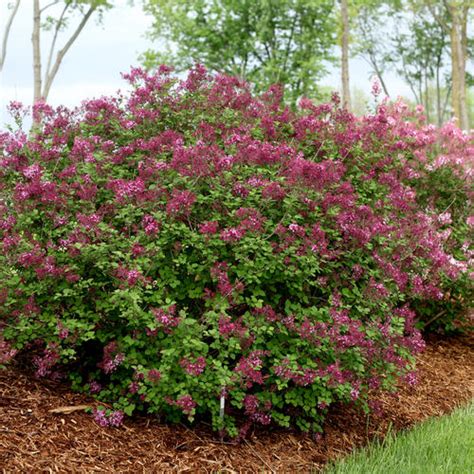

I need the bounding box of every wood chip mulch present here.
[1,333,473,473]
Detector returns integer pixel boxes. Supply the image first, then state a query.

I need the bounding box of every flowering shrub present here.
[406,121,473,332]
[0,66,472,437]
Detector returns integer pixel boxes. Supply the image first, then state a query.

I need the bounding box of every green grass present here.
[325,402,474,474]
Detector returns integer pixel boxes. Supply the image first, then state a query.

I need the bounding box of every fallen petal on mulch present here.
[1,333,472,472]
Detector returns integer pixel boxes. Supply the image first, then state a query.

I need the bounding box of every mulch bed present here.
[1,333,473,473]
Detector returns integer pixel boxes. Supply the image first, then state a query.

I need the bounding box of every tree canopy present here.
[142,0,336,103]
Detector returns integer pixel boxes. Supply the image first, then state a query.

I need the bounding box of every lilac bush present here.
[0,66,472,437]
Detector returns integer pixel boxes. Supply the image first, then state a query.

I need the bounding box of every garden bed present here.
[1,332,472,472]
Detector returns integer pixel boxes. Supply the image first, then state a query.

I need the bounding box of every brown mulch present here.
[1,333,473,473]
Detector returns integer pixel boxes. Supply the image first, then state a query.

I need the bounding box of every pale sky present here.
[0,0,413,126]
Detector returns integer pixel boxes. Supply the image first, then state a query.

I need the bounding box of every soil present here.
[1,333,472,473]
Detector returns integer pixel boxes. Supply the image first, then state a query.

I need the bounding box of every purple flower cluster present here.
[234,351,269,387]
[98,342,125,374]
[166,394,196,416]
[152,305,180,329]
[180,356,206,376]
[33,347,60,378]
[93,408,124,427]
[0,338,17,364]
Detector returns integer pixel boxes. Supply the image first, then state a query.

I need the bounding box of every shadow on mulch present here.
[1,333,473,473]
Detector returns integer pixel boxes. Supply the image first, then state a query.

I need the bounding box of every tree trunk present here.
[340,0,351,110]
[42,6,95,102]
[449,3,468,130]
[426,78,431,123]
[369,54,389,97]
[458,2,469,129]
[450,22,460,125]
[32,0,42,104]
[455,20,468,129]
[441,84,452,123]
[1,0,21,72]
[436,62,442,127]
[418,80,423,112]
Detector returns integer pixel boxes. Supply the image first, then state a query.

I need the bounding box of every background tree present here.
[339,0,399,109]
[1,0,21,72]
[391,7,450,125]
[141,0,336,103]
[353,2,393,96]
[423,0,471,129]
[340,0,351,109]
[32,0,111,103]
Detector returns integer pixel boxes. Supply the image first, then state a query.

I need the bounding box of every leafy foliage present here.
[141,0,336,103]
[0,67,472,437]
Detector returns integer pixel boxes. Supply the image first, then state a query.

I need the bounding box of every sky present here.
[0,0,413,126]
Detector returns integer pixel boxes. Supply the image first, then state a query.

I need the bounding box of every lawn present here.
[326,401,474,474]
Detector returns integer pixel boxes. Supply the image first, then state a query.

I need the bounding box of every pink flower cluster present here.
[142,214,160,235]
[273,359,318,386]
[0,339,18,364]
[147,368,162,383]
[93,408,124,427]
[243,394,271,425]
[98,341,125,374]
[166,189,196,216]
[210,262,244,301]
[234,350,269,387]
[167,394,196,415]
[33,346,60,378]
[180,356,207,376]
[152,305,180,329]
